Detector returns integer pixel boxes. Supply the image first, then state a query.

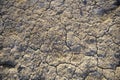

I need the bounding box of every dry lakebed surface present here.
[0,0,120,80]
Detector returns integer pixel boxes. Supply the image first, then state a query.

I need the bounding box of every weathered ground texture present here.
[0,0,120,80]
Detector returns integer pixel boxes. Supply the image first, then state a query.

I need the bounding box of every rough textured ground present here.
[0,0,120,80]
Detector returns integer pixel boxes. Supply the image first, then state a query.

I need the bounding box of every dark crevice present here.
[95,0,120,16]
[116,61,120,67]
[105,0,120,12]
[0,60,17,68]
[82,0,87,5]
[113,0,120,6]
[0,44,3,50]
[56,10,64,15]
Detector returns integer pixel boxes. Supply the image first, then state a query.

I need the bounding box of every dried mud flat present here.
[0,0,120,80]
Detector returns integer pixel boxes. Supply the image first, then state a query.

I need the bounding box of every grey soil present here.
[0,0,120,80]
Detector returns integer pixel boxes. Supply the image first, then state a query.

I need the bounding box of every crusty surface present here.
[0,0,120,80]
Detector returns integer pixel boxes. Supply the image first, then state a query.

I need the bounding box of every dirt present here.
[0,0,120,80]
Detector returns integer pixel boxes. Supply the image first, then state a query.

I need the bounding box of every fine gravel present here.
[0,0,120,80]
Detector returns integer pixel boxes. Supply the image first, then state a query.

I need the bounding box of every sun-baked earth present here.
[0,0,120,80]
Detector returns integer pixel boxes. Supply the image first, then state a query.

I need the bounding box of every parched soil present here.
[0,0,120,80]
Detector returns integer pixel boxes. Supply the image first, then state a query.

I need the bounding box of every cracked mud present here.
[0,0,120,80]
